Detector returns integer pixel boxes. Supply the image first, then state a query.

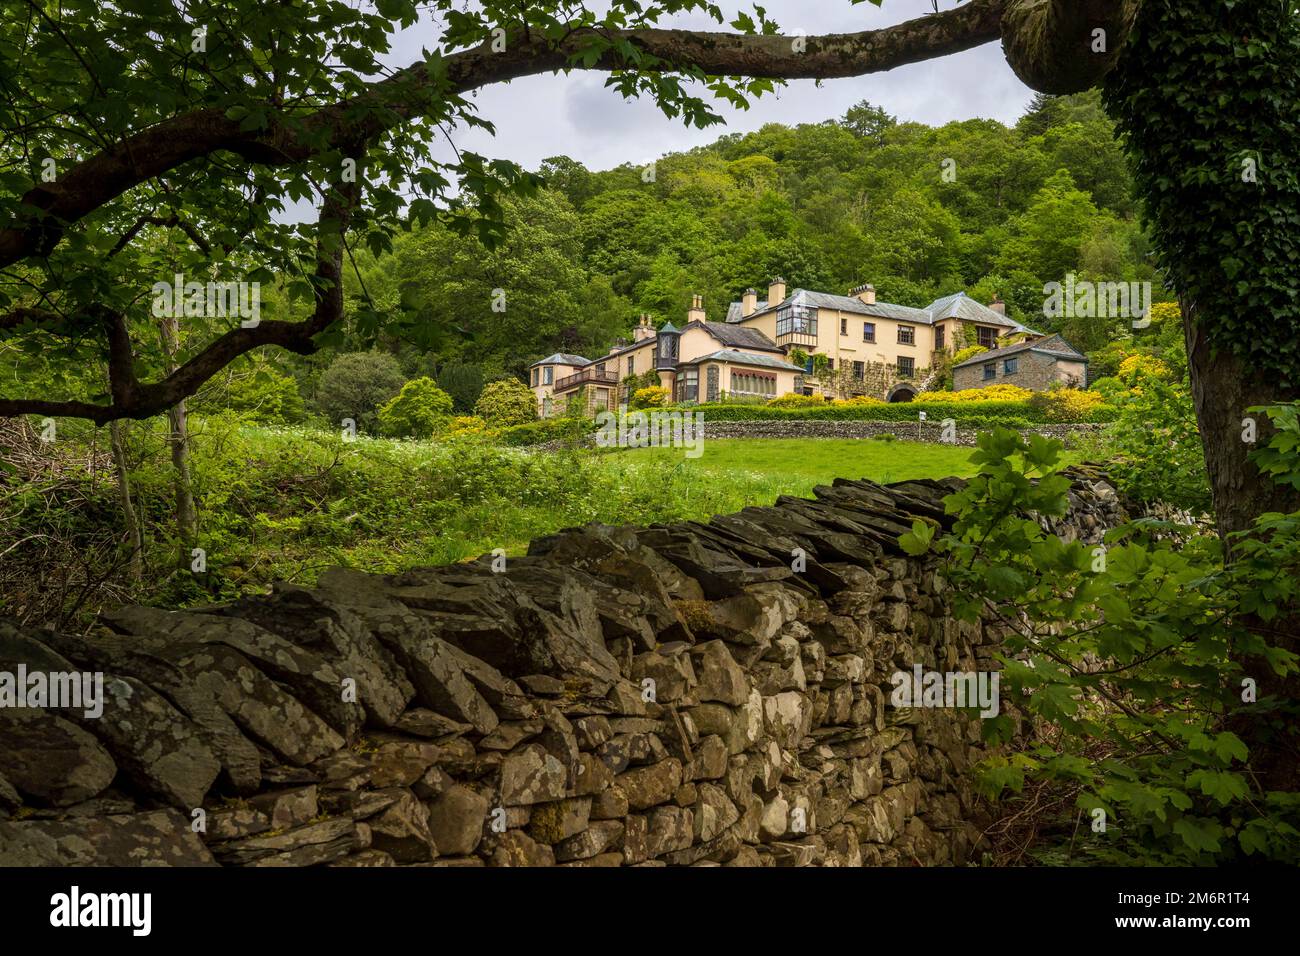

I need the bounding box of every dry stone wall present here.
[535,420,1105,451]
[0,469,1128,867]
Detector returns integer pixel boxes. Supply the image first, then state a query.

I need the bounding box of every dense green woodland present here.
[323,89,1165,387]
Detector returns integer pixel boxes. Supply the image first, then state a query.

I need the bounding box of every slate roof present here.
[925,291,1019,328]
[694,320,783,352]
[727,288,1019,328]
[952,333,1087,369]
[531,353,591,368]
[679,349,806,372]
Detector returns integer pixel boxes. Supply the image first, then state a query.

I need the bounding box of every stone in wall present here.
[0,470,1128,867]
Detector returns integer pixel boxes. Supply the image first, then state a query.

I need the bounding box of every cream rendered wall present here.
[531,361,584,417]
[710,360,799,399]
[1053,359,1088,387]
[612,339,657,380]
[820,309,928,374]
[740,310,778,342]
[677,325,725,364]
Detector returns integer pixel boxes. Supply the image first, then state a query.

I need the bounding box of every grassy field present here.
[605,437,986,496]
[2,421,1060,624]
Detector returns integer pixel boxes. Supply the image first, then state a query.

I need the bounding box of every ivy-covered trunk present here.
[1105,0,1300,793]
[1104,0,1300,523]
[1183,305,1300,538]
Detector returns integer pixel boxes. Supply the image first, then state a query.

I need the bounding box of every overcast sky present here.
[387,0,1033,174]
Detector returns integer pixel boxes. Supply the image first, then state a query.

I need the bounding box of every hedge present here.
[497,417,596,446]
[670,400,1118,425]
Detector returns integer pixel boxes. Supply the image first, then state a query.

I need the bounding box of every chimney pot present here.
[768,277,786,306]
[989,295,1005,315]
[687,293,706,324]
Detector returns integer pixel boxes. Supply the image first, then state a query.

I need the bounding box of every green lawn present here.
[13,423,1074,623]
[603,437,986,498]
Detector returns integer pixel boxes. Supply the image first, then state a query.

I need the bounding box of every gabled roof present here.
[691,320,782,353]
[531,352,591,368]
[679,349,805,372]
[735,288,931,324]
[728,287,1020,329]
[926,291,1019,328]
[952,333,1088,369]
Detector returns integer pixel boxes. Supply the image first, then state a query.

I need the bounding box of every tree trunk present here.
[159,314,198,567]
[1184,301,1300,793]
[1183,303,1300,538]
[108,420,143,583]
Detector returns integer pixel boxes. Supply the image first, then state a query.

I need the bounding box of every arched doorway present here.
[887,383,917,403]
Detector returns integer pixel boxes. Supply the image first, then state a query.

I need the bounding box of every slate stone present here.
[0,809,216,865]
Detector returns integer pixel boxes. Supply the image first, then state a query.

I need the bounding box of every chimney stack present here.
[989,294,1005,315]
[768,277,786,306]
[742,288,758,318]
[850,283,876,305]
[633,313,655,342]
[687,293,706,324]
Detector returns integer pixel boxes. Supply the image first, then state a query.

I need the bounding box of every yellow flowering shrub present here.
[1030,388,1108,422]
[914,384,1034,403]
[448,415,491,435]
[630,386,670,409]
[1117,354,1173,384]
[831,395,886,406]
[951,345,988,366]
[767,393,827,407]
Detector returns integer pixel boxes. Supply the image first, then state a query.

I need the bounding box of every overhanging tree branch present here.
[0,0,1007,268]
[0,165,361,425]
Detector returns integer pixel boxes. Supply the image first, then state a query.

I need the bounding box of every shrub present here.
[448,415,492,436]
[1103,377,1211,512]
[622,369,661,394]
[205,364,305,424]
[377,377,454,438]
[952,345,989,366]
[474,378,538,426]
[313,351,405,433]
[497,417,594,447]
[1089,376,1131,404]
[767,393,827,408]
[914,384,1033,403]
[1118,353,1174,384]
[437,363,485,413]
[831,395,885,406]
[1029,387,1109,423]
[690,400,1039,427]
[630,385,670,409]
